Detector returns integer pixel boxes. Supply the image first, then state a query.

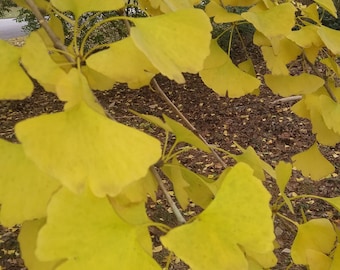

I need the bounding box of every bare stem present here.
[151,78,228,168]
[24,0,75,64]
[150,166,186,225]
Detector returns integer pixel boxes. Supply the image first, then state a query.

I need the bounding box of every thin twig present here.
[151,78,228,168]
[24,0,75,64]
[150,166,186,225]
[271,96,302,104]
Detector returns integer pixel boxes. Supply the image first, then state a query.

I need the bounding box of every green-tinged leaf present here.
[0,139,60,227]
[13,0,49,11]
[314,0,337,18]
[18,219,60,270]
[161,163,276,270]
[0,40,33,99]
[200,39,261,97]
[130,9,212,83]
[291,219,337,265]
[163,114,211,152]
[130,110,172,132]
[261,37,302,75]
[36,188,160,270]
[330,245,340,269]
[21,32,67,93]
[231,142,275,180]
[292,143,335,180]
[86,37,158,89]
[287,25,323,48]
[50,0,125,18]
[56,68,106,113]
[205,1,243,23]
[319,95,340,134]
[318,26,340,55]
[264,73,324,97]
[318,196,340,212]
[162,159,214,209]
[275,162,294,213]
[15,103,161,197]
[241,3,296,38]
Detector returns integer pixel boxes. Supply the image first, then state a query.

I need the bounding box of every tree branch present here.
[150,166,186,225]
[151,78,228,168]
[24,0,75,64]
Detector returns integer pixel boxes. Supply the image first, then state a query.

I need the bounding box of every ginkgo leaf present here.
[50,0,125,18]
[163,114,211,152]
[205,1,243,23]
[130,9,212,83]
[314,0,337,18]
[253,30,271,46]
[292,143,334,180]
[81,65,116,91]
[264,73,324,97]
[21,32,67,93]
[162,159,214,209]
[318,26,340,55]
[149,0,194,13]
[330,244,340,269]
[0,139,60,227]
[241,3,296,38]
[318,196,340,212]
[212,0,260,7]
[200,39,261,97]
[13,0,50,11]
[15,103,161,197]
[275,161,294,213]
[231,142,275,180]
[86,37,158,89]
[36,188,160,270]
[56,68,105,114]
[261,37,302,75]
[287,25,323,48]
[0,40,33,99]
[18,219,60,270]
[319,95,340,134]
[130,110,172,132]
[302,3,321,24]
[161,162,276,270]
[291,219,337,265]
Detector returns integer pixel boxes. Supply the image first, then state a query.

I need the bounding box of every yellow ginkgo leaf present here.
[200,40,261,97]
[18,219,60,270]
[241,3,296,38]
[13,0,50,11]
[86,37,158,89]
[213,0,260,7]
[291,219,337,265]
[36,188,160,270]
[56,68,105,114]
[0,40,33,99]
[318,26,340,55]
[292,143,334,180]
[314,0,337,18]
[161,162,276,270]
[50,0,125,18]
[205,1,243,23]
[0,139,60,227]
[330,244,340,269]
[261,37,302,75]
[130,9,212,83]
[149,0,193,13]
[319,95,340,134]
[302,3,321,24]
[264,73,324,97]
[287,25,323,48]
[21,32,67,93]
[15,103,162,197]
[275,161,294,213]
[81,65,116,91]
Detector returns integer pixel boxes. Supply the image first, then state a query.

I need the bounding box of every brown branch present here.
[151,78,228,168]
[24,0,75,64]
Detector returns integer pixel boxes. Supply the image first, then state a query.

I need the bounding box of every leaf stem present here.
[24,0,75,64]
[150,166,186,225]
[276,212,299,227]
[151,78,228,168]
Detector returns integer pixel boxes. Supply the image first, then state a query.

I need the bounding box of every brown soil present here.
[0,38,339,270]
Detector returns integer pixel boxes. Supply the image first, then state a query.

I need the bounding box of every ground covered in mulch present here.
[0,38,339,270]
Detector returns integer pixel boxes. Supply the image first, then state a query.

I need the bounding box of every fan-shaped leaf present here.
[318,26,340,55]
